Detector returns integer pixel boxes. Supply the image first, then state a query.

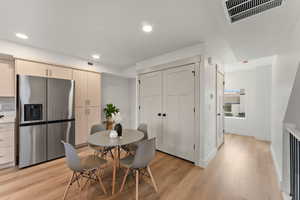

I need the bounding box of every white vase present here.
[109,130,118,138]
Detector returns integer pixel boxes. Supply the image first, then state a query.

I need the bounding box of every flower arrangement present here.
[103,104,121,130]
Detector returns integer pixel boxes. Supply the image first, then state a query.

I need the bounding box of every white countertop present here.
[0,111,16,124]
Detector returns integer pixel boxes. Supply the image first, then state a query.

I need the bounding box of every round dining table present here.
[87,129,144,195]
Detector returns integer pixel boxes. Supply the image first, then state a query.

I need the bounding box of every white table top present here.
[87,129,144,147]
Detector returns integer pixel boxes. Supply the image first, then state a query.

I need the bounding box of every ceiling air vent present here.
[225,0,284,23]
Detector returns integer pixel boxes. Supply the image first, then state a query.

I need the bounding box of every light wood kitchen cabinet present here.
[75,106,101,145]
[15,60,48,77]
[0,60,15,97]
[16,60,73,80]
[47,65,73,80]
[73,70,101,107]
[87,107,101,133]
[0,123,15,167]
[75,107,88,145]
[73,70,88,107]
[87,73,101,107]
[73,69,101,145]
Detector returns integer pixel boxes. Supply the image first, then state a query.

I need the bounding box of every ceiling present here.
[0,0,299,69]
[224,56,275,72]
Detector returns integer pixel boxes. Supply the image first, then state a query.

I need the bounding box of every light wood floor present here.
[0,134,282,200]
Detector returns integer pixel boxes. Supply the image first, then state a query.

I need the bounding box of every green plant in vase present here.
[103,104,120,130]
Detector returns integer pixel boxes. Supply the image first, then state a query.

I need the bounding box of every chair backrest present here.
[90,124,106,135]
[132,138,156,169]
[62,141,82,172]
[137,123,148,140]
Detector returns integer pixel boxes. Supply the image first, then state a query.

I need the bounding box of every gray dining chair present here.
[119,138,158,200]
[123,123,148,154]
[62,141,107,200]
[89,124,114,159]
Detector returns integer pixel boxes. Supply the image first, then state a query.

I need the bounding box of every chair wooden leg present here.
[136,170,139,200]
[96,169,107,194]
[112,148,117,195]
[74,173,81,190]
[119,168,130,192]
[82,171,91,190]
[147,166,158,192]
[63,172,75,200]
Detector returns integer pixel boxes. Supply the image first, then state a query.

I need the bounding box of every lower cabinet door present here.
[47,121,75,160]
[75,107,88,145]
[19,124,47,168]
[87,106,101,134]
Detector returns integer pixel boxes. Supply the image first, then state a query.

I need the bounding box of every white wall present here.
[0,40,120,74]
[101,73,136,129]
[271,52,300,182]
[199,58,218,166]
[225,65,271,141]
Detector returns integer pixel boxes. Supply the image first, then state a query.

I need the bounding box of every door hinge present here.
[139,105,141,110]
[194,107,196,113]
[192,71,195,76]
[138,80,141,84]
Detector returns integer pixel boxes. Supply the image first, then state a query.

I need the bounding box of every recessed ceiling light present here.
[142,25,153,33]
[91,54,100,60]
[15,33,29,40]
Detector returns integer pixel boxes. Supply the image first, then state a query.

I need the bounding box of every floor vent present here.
[225,0,284,23]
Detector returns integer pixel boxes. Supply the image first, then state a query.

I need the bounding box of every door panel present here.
[47,78,75,121]
[139,72,163,149]
[0,60,14,97]
[19,124,47,168]
[73,70,87,107]
[162,65,195,161]
[47,121,75,160]
[16,60,48,77]
[48,65,73,80]
[19,76,47,124]
[217,72,225,148]
[87,72,101,107]
[75,107,87,145]
[87,106,101,134]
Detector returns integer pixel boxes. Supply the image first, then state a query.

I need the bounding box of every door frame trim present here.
[137,57,202,165]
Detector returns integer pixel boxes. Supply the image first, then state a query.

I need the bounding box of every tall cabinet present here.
[73,70,101,145]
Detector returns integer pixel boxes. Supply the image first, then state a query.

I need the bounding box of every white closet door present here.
[216,72,225,148]
[162,65,195,161]
[139,72,163,149]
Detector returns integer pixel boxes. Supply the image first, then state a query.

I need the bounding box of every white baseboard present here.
[270,144,282,185]
[198,148,217,168]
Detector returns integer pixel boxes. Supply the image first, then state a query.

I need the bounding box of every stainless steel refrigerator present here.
[17,75,75,168]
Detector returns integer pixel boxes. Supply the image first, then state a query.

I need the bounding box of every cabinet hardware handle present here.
[158,113,162,116]
[162,113,166,117]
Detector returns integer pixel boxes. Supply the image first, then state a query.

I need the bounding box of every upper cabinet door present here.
[87,72,101,107]
[48,65,73,80]
[73,69,87,107]
[0,60,15,97]
[15,60,48,77]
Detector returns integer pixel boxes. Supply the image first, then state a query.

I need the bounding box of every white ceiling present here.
[0,0,299,69]
[224,56,275,72]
